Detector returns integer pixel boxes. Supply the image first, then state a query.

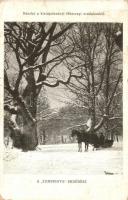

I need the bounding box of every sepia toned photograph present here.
[4,22,123,175]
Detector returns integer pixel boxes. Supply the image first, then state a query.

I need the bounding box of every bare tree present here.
[4,22,82,150]
[63,23,122,134]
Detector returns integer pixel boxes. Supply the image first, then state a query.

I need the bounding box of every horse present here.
[71,129,100,152]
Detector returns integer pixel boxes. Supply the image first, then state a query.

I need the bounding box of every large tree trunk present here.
[12,80,39,151]
[20,86,38,151]
[8,118,38,151]
[21,117,38,151]
[19,61,38,150]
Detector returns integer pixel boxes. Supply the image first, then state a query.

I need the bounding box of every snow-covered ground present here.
[3,141,123,175]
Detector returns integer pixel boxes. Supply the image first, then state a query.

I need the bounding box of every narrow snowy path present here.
[4,141,123,175]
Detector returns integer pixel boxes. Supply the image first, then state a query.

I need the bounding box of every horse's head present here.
[71,129,78,137]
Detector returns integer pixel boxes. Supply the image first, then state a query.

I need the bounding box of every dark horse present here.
[71,129,101,152]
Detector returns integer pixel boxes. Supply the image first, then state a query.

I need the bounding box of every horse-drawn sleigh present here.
[71,129,114,152]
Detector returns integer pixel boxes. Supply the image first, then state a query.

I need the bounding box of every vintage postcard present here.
[0,1,128,200]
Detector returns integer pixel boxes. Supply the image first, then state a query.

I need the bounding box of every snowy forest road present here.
[4,141,123,175]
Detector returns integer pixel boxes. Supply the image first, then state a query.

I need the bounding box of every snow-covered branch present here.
[109,116,122,120]
[36,72,83,88]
